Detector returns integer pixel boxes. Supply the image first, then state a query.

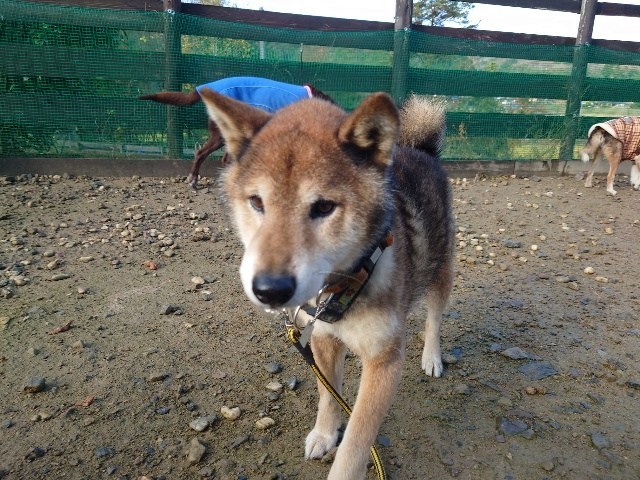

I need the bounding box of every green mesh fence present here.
[2,0,640,163]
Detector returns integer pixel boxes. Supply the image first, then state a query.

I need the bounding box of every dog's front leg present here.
[305,333,348,460]
[327,338,405,480]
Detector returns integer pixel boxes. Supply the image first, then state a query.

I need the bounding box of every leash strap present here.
[286,326,387,480]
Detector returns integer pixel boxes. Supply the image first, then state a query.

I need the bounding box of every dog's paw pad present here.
[422,351,443,378]
[305,429,338,459]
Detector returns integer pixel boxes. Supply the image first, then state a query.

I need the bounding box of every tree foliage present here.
[413,0,477,28]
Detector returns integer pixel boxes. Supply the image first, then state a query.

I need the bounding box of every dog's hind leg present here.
[422,261,453,378]
[632,156,640,190]
[583,146,600,189]
[186,120,224,188]
[582,130,606,188]
[603,142,623,196]
[305,333,347,461]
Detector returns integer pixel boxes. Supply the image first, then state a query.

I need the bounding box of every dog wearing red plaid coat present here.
[581,116,640,195]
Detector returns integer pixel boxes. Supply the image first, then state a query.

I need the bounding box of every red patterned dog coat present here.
[589,116,640,161]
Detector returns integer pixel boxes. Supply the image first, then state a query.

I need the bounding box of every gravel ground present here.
[1,172,639,480]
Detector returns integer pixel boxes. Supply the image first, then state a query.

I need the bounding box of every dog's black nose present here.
[252,274,296,306]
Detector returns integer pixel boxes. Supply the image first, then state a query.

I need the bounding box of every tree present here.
[413,0,477,28]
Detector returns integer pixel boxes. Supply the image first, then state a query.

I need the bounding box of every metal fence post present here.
[560,0,597,168]
[391,0,412,105]
[164,0,183,159]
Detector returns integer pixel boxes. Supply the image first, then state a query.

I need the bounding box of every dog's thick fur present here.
[581,118,640,195]
[199,89,454,480]
[139,85,332,188]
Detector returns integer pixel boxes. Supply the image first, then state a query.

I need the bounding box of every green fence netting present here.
[2,0,640,162]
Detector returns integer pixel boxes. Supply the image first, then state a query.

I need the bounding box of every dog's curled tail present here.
[397,94,446,156]
[138,90,201,106]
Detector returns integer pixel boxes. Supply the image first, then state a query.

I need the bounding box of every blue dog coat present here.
[195,77,312,113]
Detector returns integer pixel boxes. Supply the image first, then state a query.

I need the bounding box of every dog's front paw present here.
[607,188,617,196]
[305,429,339,459]
[422,347,443,378]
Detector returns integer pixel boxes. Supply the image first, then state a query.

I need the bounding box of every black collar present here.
[302,229,393,324]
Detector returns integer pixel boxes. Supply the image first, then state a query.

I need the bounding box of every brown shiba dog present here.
[199,89,454,480]
[581,116,640,195]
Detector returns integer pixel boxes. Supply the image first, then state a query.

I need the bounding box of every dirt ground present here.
[1,171,639,480]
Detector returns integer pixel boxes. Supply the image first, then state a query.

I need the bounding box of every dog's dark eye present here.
[249,195,264,213]
[310,199,337,219]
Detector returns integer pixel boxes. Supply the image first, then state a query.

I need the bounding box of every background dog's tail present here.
[581,128,605,163]
[138,90,201,106]
[397,95,446,156]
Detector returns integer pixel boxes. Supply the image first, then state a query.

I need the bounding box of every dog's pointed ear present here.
[338,92,399,168]
[199,87,271,160]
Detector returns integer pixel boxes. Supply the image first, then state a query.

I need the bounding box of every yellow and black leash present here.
[286,325,387,480]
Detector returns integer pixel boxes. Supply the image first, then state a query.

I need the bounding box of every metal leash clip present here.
[283,285,331,348]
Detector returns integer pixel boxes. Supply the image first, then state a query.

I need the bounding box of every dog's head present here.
[200,88,399,309]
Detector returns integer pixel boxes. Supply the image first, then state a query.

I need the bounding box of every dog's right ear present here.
[199,87,271,160]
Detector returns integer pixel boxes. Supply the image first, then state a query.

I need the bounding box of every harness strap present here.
[286,326,387,480]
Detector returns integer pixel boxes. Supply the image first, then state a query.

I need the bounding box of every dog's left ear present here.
[199,87,271,161]
[338,92,399,168]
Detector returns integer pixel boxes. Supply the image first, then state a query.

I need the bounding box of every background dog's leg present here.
[584,148,600,188]
[328,339,405,480]
[305,334,347,461]
[186,120,224,188]
[603,143,623,196]
[632,157,640,190]
[422,267,452,377]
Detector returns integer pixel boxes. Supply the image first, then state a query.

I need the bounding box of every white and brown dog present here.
[581,116,640,195]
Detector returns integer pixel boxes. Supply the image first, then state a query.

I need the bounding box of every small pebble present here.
[442,353,458,365]
[190,417,212,432]
[524,385,546,395]
[201,290,213,301]
[591,432,612,450]
[453,383,471,395]
[187,438,207,464]
[255,417,276,430]
[287,376,299,390]
[46,259,61,270]
[266,381,283,393]
[23,377,46,393]
[159,304,183,315]
[94,447,116,458]
[221,406,241,420]
[148,372,169,382]
[265,361,282,374]
[25,447,46,461]
[51,273,71,281]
